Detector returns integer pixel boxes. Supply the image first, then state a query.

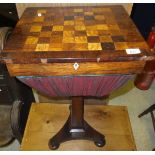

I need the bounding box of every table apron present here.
[6,61,145,76]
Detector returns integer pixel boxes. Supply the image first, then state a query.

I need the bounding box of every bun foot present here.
[94,139,106,147]
[48,140,60,150]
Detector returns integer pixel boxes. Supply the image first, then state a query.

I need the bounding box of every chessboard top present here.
[2,5,151,63]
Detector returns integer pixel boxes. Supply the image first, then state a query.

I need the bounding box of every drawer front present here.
[7,61,145,76]
[0,85,13,103]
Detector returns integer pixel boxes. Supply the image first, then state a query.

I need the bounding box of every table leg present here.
[48,97,106,150]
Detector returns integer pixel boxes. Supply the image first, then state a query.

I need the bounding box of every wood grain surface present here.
[2,6,151,62]
[7,61,145,76]
[21,103,136,151]
[4,5,149,53]
[1,5,154,77]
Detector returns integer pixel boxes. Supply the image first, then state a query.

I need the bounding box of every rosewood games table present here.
[1,5,155,150]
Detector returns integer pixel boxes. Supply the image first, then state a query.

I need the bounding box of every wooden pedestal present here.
[21,103,136,151]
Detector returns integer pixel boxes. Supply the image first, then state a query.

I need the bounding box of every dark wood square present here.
[28,32,40,37]
[38,37,50,44]
[101,42,115,50]
[64,16,74,20]
[75,31,87,36]
[64,25,75,31]
[51,31,63,36]
[50,36,63,43]
[41,26,52,32]
[44,16,54,22]
[74,12,84,16]
[111,35,125,42]
[84,16,94,20]
[87,36,100,43]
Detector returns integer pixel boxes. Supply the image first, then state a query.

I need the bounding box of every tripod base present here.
[48,97,106,150]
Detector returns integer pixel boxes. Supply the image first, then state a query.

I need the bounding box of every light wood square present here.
[84,11,94,16]
[88,43,102,50]
[95,15,105,20]
[40,32,51,37]
[35,44,49,51]
[74,43,88,50]
[114,42,128,50]
[63,37,75,43]
[108,24,120,31]
[100,36,113,42]
[86,25,97,31]
[75,26,86,31]
[34,16,44,22]
[53,26,64,31]
[64,20,74,26]
[75,36,87,43]
[74,16,84,21]
[75,21,85,26]
[25,36,38,45]
[49,43,63,51]
[86,30,98,36]
[30,26,42,32]
[74,9,83,12]
[97,24,109,31]
[63,31,74,37]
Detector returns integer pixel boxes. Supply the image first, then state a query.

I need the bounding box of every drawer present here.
[0,85,13,103]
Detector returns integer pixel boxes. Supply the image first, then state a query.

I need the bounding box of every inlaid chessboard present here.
[4,5,149,53]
